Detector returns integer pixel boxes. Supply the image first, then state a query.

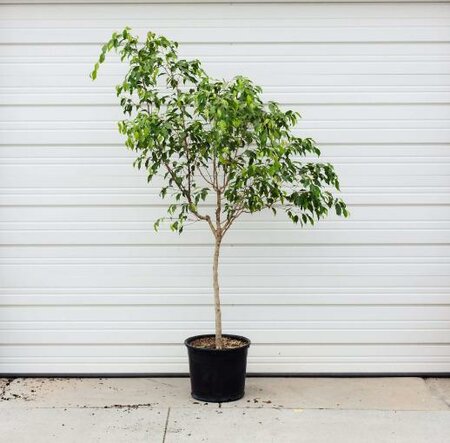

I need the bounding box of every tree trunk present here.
[213,234,223,349]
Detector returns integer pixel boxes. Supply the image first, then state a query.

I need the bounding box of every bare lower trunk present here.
[213,235,223,349]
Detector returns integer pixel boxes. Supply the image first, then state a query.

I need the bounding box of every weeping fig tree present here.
[91,28,349,349]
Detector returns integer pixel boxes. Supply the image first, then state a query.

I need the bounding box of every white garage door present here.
[0,1,449,374]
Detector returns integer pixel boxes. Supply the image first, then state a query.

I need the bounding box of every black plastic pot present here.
[185,334,251,402]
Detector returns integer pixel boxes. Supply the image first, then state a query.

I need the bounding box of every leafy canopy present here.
[91,28,348,237]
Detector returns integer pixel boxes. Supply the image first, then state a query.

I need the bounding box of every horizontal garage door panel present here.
[0,1,449,374]
[4,104,450,121]
[2,344,450,374]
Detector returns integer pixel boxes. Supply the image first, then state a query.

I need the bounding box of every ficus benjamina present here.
[91,28,348,349]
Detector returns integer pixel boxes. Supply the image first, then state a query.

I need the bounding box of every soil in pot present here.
[189,336,247,350]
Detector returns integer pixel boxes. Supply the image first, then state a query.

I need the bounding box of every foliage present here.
[91,28,348,240]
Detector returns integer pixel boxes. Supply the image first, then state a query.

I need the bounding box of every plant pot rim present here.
[184,333,251,352]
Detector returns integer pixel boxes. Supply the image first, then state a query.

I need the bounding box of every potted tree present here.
[91,28,348,402]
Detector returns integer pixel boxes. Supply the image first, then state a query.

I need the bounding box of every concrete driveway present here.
[1,377,449,442]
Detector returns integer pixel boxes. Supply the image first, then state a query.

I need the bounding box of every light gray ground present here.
[0,377,449,442]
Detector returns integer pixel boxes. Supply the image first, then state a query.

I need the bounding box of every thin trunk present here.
[213,234,223,349]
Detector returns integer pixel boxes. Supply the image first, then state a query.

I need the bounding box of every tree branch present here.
[162,161,215,234]
[198,164,215,187]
